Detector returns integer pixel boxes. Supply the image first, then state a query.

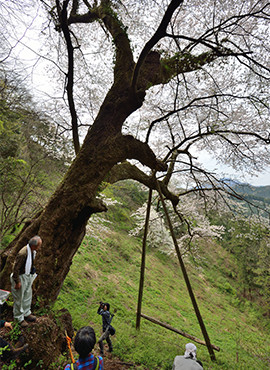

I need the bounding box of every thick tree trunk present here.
[0,80,166,306]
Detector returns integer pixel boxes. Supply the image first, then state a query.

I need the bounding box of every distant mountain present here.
[219,178,270,204]
[231,183,270,204]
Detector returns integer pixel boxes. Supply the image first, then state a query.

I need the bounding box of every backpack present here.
[71,356,99,370]
[108,313,115,335]
[109,324,116,336]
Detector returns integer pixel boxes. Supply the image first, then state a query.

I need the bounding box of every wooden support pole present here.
[136,187,153,330]
[156,181,217,361]
[140,313,220,351]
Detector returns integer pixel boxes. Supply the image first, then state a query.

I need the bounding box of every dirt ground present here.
[102,352,139,369]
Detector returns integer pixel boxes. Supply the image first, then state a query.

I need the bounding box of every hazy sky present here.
[197,150,270,187]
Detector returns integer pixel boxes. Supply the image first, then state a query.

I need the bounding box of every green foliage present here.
[8,322,22,343]
[101,181,147,231]
[0,116,21,159]
[0,228,19,249]
[0,76,70,246]
[216,277,237,295]
[47,354,67,369]
[1,360,18,370]
[0,345,10,358]
[210,212,270,306]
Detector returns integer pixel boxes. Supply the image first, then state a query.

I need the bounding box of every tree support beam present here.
[156,180,217,361]
[140,313,220,352]
[136,186,153,330]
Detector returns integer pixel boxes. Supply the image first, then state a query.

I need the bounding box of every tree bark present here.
[0,1,186,305]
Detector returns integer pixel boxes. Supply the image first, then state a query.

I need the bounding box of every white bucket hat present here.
[184,343,197,359]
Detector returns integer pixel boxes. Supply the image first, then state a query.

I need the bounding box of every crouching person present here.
[173,343,203,369]
[64,326,103,370]
[0,319,28,361]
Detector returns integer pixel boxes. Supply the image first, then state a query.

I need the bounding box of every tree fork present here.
[0,129,167,306]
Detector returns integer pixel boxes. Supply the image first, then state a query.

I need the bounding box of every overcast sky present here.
[197,150,270,187]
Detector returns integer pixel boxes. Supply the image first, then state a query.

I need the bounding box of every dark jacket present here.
[97,308,111,332]
[12,246,35,284]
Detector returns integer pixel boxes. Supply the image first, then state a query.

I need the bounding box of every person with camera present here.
[97,302,114,356]
[0,319,28,361]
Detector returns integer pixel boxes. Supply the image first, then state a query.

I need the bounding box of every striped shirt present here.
[64,353,104,370]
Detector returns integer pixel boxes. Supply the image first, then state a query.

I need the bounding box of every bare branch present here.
[56,0,80,154]
[131,0,184,92]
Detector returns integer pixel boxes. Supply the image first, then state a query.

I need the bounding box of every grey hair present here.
[29,235,42,247]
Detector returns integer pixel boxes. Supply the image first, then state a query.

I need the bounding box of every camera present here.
[99,301,105,308]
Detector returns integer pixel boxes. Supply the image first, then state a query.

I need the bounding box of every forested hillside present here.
[233,183,270,205]
[0,77,71,246]
[53,181,270,369]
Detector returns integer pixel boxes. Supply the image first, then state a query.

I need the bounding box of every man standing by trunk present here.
[10,236,42,327]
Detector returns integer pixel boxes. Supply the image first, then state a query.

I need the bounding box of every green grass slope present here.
[54,183,270,369]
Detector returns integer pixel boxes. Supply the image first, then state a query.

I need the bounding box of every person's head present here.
[184,343,197,359]
[29,236,42,251]
[74,326,96,358]
[104,303,110,311]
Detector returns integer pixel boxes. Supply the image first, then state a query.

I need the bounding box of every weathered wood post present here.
[156,180,216,361]
[136,187,153,329]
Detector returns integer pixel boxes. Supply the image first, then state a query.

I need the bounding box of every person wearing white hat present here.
[172,342,203,369]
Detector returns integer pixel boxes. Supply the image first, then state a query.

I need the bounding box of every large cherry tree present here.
[0,0,269,307]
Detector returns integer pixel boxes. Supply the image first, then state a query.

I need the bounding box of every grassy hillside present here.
[54,182,270,369]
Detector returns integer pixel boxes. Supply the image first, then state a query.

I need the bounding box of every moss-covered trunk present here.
[0,75,165,306]
[0,81,128,302]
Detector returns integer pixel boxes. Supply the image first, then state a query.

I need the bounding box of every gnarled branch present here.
[104,161,179,206]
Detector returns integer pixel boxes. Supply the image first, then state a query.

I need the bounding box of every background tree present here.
[220,214,270,303]
[0,72,71,245]
[0,0,269,309]
[130,193,224,256]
